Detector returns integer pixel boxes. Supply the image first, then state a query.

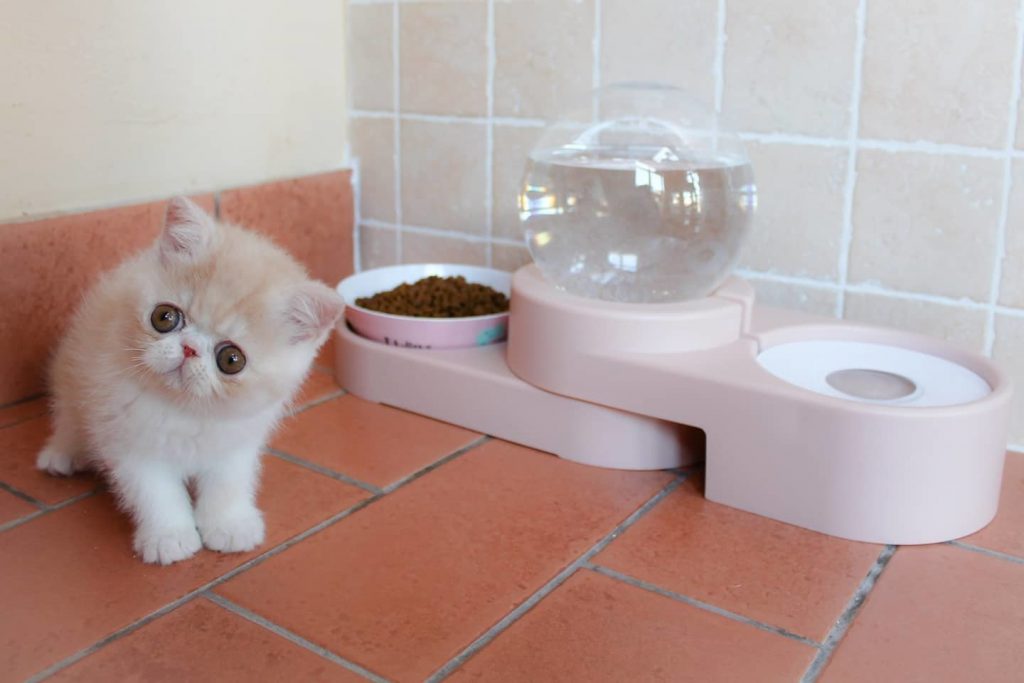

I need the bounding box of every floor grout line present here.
[266,448,383,495]
[0,488,102,533]
[381,435,490,494]
[949,539,1024,566]
[25,436,493,682]
[0,480,46,508]
[423,475,686,682]
[0,392,46,412]
[799,544,897,683]
[204,593,391,683]
[0,508,47,533]
[586,564,821,649]
[285,388,347,418]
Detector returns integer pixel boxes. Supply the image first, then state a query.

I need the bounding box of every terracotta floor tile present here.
[219,171,354,287]
[450,570,815,682]
[317,335,337,370]
[0,396,48,428]
[0,456,367,681]
[821,545,1024,682]
[964,451,1024,558]
[594,475,883,642]
[289,367,342,413]
[0,195,214,404]
[49,598,362,682]
[216,440,672,682]
[0,489,37,526]
[0,417,97,505]
[271,394,481,488]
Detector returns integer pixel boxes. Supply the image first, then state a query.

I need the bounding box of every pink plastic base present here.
[336,266,1013,545]
[338,324,703,470]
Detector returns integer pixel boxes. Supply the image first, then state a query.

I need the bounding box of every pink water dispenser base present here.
[335,266,1012,545]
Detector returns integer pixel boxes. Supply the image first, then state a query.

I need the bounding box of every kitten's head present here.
[124,197,343,415]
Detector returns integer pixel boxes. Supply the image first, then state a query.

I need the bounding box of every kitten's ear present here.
[160,196,215,263]
[283,281,344,344]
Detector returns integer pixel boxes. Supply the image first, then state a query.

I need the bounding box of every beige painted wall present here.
[347,0,1024,445]
[0,0,348,222]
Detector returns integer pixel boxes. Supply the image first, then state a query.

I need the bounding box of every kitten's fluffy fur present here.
[36,197,343,565]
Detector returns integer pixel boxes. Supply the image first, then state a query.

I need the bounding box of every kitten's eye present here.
[151,304,183,334]
[215,343,246,375]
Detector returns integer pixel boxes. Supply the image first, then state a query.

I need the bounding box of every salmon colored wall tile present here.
[0,195,213,404]
[219,170,354,287]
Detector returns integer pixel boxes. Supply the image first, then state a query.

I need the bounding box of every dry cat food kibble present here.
[356,275,510,317]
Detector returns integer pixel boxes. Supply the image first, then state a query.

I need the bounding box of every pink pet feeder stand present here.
[335,83,1012,545]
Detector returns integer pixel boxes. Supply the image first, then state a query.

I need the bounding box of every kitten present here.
[36,197,343,565]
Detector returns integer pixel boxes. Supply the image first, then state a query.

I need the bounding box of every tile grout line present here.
[0,488,102,533]
[0,508,47,533]
[391,0,403,264]
[984,0,1024,354]
[25,437,493,682]
[484,0,496,267]
[0,392,45,411]
[381,435,490,494]
[348,111,1012,158]
[834,0,867,318]
[799,544,896,683]
[352,157,364,273]
[586,563,820,649]
[0,480,46,508]
[734,266,1023,312]
[22,498,380,683]
[949,539,1024,566]
[592,0,602,93]
[361,218,526,247]
[286,388,347,417]
[713,0,726,116]
[424,475,686,682]
[266,448,382,495]
[355,220,1024,322]
[204,593,391,683]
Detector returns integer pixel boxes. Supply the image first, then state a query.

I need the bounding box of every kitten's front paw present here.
[36,447,79,476]
[198,509,265,553]
[134,526,202,565]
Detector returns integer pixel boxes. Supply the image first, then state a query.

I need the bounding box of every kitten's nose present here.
[182,344,199,359]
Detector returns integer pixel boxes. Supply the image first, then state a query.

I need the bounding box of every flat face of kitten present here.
[122,198,341,416]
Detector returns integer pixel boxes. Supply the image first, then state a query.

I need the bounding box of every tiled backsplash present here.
[347,0,1024,444]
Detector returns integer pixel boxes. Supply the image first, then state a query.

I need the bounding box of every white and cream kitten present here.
[36,197,343,565]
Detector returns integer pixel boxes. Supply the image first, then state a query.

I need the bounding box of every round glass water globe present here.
[518,83,757,303]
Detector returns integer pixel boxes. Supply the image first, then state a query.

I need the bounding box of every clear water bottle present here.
[518,83,757,304]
